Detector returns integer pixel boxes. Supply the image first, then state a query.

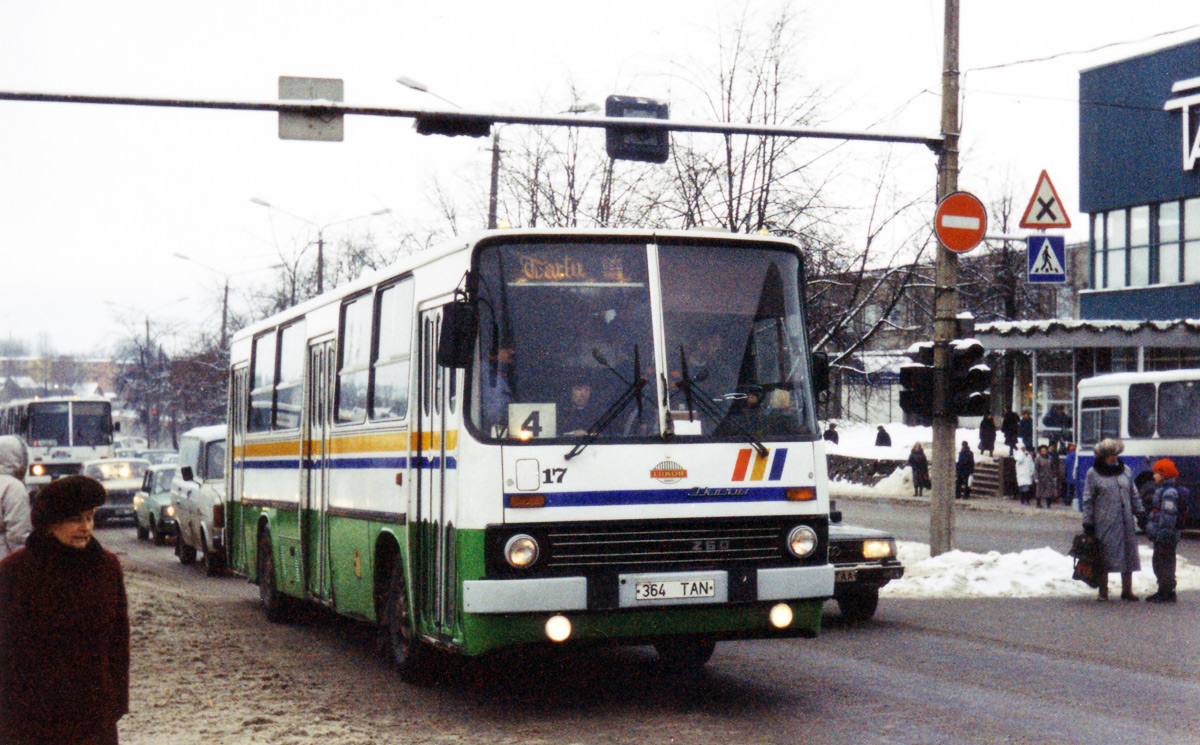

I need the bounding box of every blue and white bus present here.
[0,395,116,494]
[1075,369,1200,526]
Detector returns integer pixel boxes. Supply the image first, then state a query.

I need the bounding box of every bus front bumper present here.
[462,564,834,614]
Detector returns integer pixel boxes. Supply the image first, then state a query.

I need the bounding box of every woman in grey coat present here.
[0,435,31,560]
[1081,438,1142,601]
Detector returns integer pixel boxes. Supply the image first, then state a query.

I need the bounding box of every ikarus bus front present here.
[226,229,834,678]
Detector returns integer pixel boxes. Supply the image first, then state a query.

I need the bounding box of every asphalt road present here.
[99,518,1200,745]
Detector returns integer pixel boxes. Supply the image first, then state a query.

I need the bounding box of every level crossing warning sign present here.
[1027,235,1066,283]
[1020,170,1071,229]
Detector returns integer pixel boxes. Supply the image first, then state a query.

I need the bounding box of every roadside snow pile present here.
[882,542,1200,598]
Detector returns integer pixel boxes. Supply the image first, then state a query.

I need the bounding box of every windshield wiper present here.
[565,346,648,461]
[675,346,767,457]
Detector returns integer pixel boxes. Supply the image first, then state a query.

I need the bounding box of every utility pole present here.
[931,0,961,556]
[220,280,229,350]
[487,130,501,229]
[316,232,325,294]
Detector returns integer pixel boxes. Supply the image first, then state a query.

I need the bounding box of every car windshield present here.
[85,459,150,482]
[467,238,817,442]
[153,468,176,492]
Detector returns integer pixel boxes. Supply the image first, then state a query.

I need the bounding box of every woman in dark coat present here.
[977,415,997,456]
[1001,411,1020,453]
[908,443,931,497]
[0,475,129,745]
[1082,438,1142,602]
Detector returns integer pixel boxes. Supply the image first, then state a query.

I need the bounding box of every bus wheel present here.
[201,534,223,577]
[257,532,289,623]
[176,534,197,565]
[384,553,434,683]
[836,587,879,623]
[654,636,716,671]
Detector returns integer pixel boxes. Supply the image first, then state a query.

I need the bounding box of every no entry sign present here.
[935,191,987,253]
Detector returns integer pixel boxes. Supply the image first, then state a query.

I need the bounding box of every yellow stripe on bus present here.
[238,430,458,459]
[749,451,770,481]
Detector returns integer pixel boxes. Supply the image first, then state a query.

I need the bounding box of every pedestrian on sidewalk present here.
[1082,438,1142,602]
[978,415,997,457]
[0,475,130,745]
[1034,444,1058,509]
[1016,445,1035,505]
[908,443,930,498]
[1145,458,1183,603]
[874,425,892,448]
[1018,410,1034,452]
[1001,411,1019,454]
[955,441,975,499]
[823,422,839,445]
[0,436,31,561]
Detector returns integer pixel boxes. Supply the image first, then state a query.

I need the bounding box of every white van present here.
[171,424,227,576]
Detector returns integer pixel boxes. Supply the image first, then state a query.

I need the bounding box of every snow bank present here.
[883,542,1200,599]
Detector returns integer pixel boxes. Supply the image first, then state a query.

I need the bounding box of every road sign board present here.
[935,191,987,253]
[1027,235,1066,283]
[1019,170,1071,229]
[278,76,344,142]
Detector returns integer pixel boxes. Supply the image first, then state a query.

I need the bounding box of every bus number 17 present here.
[542,468,567,484]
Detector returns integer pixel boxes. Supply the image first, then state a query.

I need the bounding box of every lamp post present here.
[249,199,391,294]
[172,254,284,348]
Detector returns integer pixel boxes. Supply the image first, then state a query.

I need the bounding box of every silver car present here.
[171,425,226,576]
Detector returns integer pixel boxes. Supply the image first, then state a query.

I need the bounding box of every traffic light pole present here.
[931,0,961,557]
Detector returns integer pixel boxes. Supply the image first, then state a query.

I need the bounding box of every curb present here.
[834,492,1083,520]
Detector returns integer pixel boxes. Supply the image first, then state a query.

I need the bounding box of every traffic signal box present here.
[948,339,991,418]
[898,342,934,421]
[898,340,991,420]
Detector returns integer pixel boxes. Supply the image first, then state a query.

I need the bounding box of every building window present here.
[1159,201,1181,284]
[1105,209,1127,288]
[1128,205,1149,286]
[1185,198,1200,282]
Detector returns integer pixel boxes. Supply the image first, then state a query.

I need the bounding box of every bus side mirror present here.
[180,466,194,482]
[812,352,830,396]
[437,301,478,368]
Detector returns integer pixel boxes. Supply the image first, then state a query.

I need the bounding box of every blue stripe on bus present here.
[505,486,792,508]
[768,448,788,481]
[241,456,457,470]
[238,453,458,470]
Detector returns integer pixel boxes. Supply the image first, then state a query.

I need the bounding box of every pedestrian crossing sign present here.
[1027,235,1066,283]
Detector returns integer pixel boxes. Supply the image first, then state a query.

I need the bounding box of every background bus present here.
[1075,369,1200,526]
[225,228,834,678]
[0,395,116,493]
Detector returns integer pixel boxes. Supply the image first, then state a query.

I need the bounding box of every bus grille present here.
[542,520,790,570]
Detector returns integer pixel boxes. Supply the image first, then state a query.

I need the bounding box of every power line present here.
[967,25,1200,73]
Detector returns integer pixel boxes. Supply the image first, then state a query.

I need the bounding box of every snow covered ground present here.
[823,421,1199,599]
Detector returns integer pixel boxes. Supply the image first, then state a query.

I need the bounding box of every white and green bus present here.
[226,228,835,677]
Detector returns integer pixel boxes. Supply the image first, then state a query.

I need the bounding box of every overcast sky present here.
[2,1,1198,358]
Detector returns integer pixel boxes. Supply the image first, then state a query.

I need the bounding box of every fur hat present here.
[1093,438,1124,459]
[1153,458,1179,480]
[32,475,107,529]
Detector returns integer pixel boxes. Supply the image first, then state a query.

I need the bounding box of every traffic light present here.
[605,95,670,163]
[898,342,934,420]
[949,339,991,418]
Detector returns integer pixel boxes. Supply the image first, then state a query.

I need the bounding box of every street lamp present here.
[248,199,391,294]
[172,253,284,348]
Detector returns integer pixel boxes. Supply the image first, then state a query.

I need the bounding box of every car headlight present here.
[166,505,175,517]
[862,539,895,560]
[504,534,540,568]
[133,495,144,507]
[786,525,818,558]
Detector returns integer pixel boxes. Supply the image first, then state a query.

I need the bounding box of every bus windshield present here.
[469,239,817,441]
[72,402,113,447]
[28,402,69,447]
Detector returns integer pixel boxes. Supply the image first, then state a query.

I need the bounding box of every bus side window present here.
[1158,380,1200,438]
[1128,383,1156,438]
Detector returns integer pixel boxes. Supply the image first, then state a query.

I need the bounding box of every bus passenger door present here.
[229,364,249,575]
[413,308,459,640]
[304,338,336,602]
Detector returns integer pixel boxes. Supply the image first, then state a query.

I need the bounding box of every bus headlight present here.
[504,534,540,569]
[166,504,175,517]
[862,539,895,560]
[786,525,818,559]
[31,464,45,477]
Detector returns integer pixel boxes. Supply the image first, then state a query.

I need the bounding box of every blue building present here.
[977,37,1200,445]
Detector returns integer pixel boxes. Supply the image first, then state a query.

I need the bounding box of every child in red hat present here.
[1146,459,1182,603]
